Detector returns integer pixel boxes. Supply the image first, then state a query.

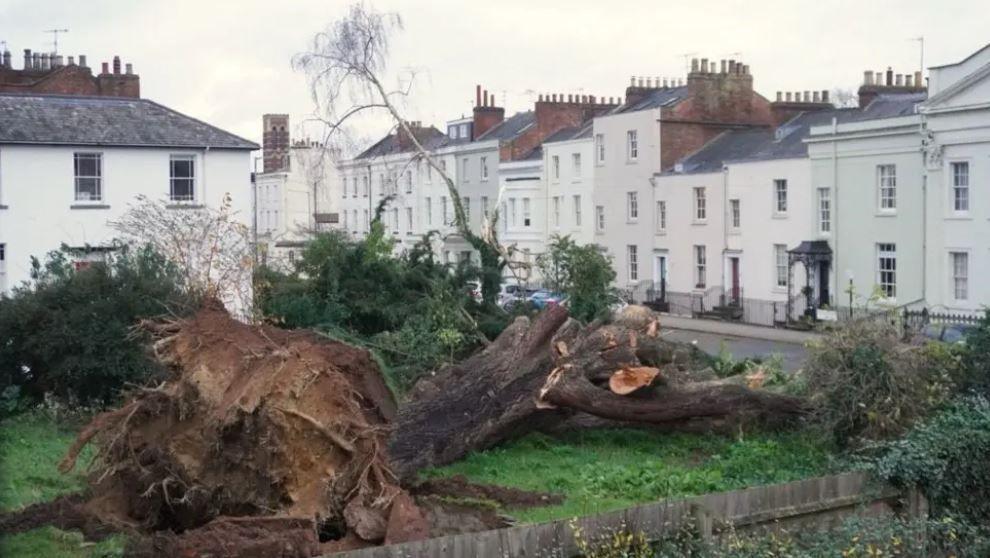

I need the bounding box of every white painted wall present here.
[591,107,662,289]
[545,136,595,246]
[0,144,252,297]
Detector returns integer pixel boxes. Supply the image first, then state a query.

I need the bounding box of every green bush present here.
[536,235,617,322]
[804,320,959,446]
[255,225,501,391]
[958,309,990,395]
[874,396,990,523]
[0,244,193,410]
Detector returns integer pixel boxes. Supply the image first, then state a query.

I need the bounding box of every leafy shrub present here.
[874,396,990,523]
[957,309,990,395]
[0,244,193,410]
[804,320,959,445]
[255,226,503,391]
[536,235,617,322]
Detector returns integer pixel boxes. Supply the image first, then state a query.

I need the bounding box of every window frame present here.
[169,154,196,203]
[951,161,970,214]
[877,164,897,212]
[73,152,103,202]
[552,155,560,180]
[595,205,605,232]
[950,251,969,301]
[627,191,639,221]
[572,152,581,179]
[693,187,707,222]
[480,156,489,181]
[876,243,897,299]
[626,130,638,161]
[694,245,707,289]
[774,244,788,289]
[818,187,831,234]
[773,179,788,215]
[627,245,639,282]
[730,198,741,230]
[573,195,582,227]
[522,197,531,227]
[656,200,667,233]
[595,133,605,164]
[552,196,561,227]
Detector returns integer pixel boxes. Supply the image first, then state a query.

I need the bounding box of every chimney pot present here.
[78,55,87,67]
[645,77,652,88]
[822,90,830,102]
[476,84,481,107]
[101,61,109,74]
[567,94,573,102]
[805,90,811,102]
[776,91,782,102]
[67,55,75,65]
[662,77,668,87]
[40,54,50,71]
[636,77,643,87]
[743,65,749,75]
[691,58,699,72]
[32,52,40,70]
[785,92,793,102]
[915,70,923,88]
[728,59,736,73]
[813,91,821,102]
[720,59,727,73]
[55,55,64,67]
[886,67,893,86]
[1,50,9,69]
[895,74,903,86]
[864,70,873,86]
[551,94,557,102]
[700,58,708,72]
[905,74,913,87]
[125,63,133,75]
[537,93,543,102]
[590,95,596,104]
[23,49,31,69]
[113,55,121,74]
[630,76,636,86]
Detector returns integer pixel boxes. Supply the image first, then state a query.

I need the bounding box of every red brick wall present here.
[0,65,139,98]
[473,106,505,139]
[656,68,775,171]
[262,114,290,173]
[499,98,616,162]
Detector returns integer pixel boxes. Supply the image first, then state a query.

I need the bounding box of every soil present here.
[412,475,564,509]
[55,300,408,548]
[0,495,119,541]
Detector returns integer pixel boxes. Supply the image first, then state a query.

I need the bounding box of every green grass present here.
[423,428,837,523]
[0,412,125,557]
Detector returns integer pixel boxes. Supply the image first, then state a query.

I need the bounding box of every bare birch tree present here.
[294,2,510,303]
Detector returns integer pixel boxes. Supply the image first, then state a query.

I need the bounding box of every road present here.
[660,327,810,372]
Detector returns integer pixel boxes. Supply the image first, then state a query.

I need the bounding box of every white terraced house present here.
[0,93,258,298]
[254,114,343,270]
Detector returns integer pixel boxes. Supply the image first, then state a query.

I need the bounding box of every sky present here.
[2,0,988,164]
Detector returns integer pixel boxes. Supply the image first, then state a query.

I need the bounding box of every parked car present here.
[528,290,566,309]
[921,323,978,344]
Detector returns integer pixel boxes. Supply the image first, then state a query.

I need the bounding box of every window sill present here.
[874,212,897,218]
[728,229,741,236]
[691,220,707,226]
[772,287,788,294]
[166,203,205,210]
[626,219,639,224]
[945,215,972,221]
[655,230,667,236]
[772,213,788,220]
[626,159,638,165]
[70,203,111,210]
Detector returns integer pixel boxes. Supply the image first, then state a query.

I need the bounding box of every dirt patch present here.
[58,300,409,549]
[126,516,320,558]
[416,497,512,537]
[412,475,564,509]
[0,494,120,541]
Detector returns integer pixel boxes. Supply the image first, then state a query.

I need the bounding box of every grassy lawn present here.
[423,428,837,523]
[0,413,125,557]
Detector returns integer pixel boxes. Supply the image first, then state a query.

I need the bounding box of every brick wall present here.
[262,114,290,173]
[0,52,139,98]
[501,95,617,162]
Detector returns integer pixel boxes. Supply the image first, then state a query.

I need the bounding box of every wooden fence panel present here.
[327,472,908,558]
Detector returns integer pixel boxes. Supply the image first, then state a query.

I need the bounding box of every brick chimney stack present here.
[262,114,291,173]
[472,84,506,140]
[770,88,833,126]
[0,46,140,97]
[857,66,926,108]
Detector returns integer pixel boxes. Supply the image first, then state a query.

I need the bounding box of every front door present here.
[817,260,830,307]
[654,255,668,300]
[730,257,740,303]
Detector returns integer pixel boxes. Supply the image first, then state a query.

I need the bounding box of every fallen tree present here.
[8,303,807,556]
[389,305,808,480]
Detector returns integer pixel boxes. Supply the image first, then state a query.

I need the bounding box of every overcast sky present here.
[3,0,987,161]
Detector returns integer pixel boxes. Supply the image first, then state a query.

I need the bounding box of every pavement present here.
[658,314,818,372]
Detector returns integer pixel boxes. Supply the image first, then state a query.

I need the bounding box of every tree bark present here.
[388,306,808,481]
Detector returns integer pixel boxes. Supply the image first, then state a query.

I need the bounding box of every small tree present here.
[294,3,509,304]
[110,193,254,318]
[536,235,617,322]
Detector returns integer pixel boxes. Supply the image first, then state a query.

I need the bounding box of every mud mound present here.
[412,475,564,509]
[0,495,118,541]
[126,517,320,558]
[59,300,411,546]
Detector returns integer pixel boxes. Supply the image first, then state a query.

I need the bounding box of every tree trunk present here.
[388,306,808,481]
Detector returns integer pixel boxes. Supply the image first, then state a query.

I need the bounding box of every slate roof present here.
[667,92,926,175]
[617,86,688,113]
[476,111,536,141]
[0,93,258,149]
[355,126,447,159]
[541,126,582,144]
